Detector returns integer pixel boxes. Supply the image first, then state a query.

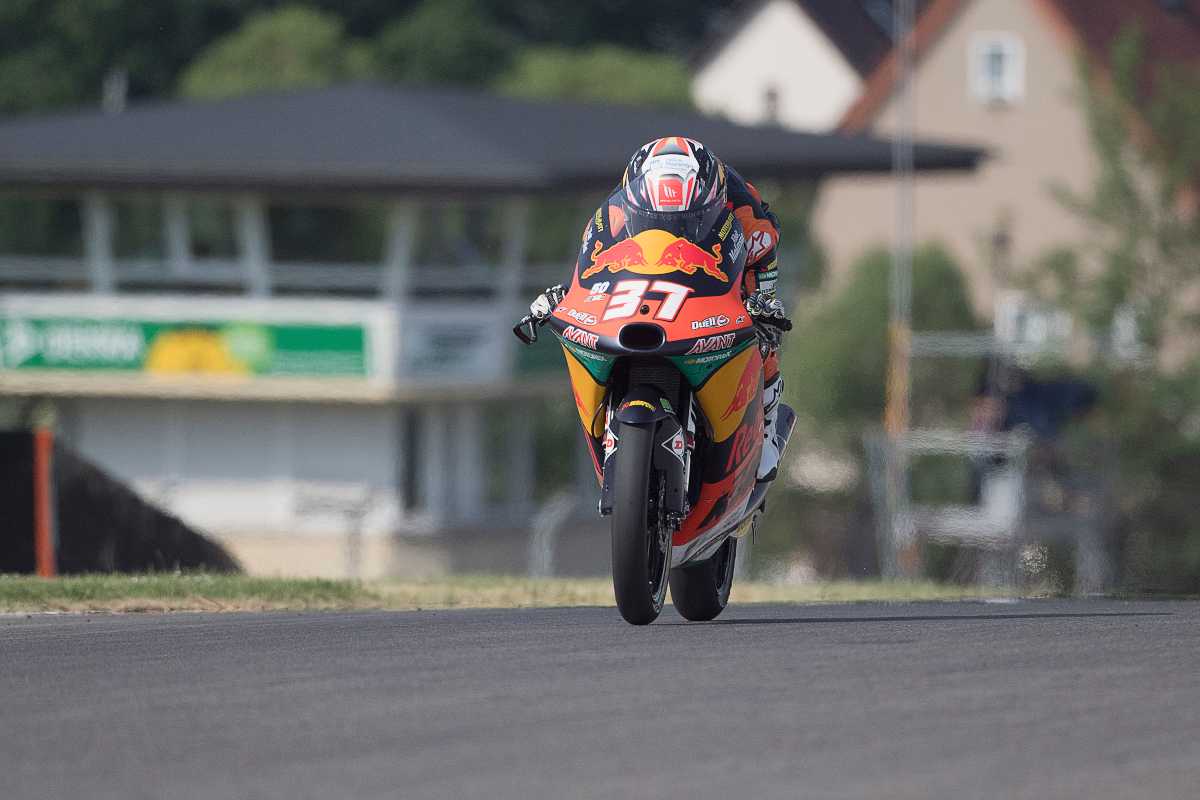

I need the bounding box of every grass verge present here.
[0,573,1030,614]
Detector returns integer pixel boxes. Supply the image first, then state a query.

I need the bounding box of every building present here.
[816,0,1200,324]
[0,83,981,576]
[691,0,929,131]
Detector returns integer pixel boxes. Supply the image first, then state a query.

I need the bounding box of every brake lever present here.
[513,315,540,345]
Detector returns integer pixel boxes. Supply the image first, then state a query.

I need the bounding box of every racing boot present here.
[757,373,784,483]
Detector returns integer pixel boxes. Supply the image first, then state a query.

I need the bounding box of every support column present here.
[235,194,271,296]
[381,200,418,300]
[163,193,191,277]
[453,402,485,524]
[82,191,115,293]
[419,404,449,528]
[498,198,531,373]
[506,408,533,518]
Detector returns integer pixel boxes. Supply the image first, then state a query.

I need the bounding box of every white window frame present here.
[968,32,1025,106]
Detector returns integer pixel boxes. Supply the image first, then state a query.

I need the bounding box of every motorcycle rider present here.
[529,136,791,482]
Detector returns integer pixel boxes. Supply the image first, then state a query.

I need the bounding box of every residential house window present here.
[969,32,1025,106]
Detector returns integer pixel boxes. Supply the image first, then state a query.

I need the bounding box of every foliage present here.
[0,0,731,113]
[1050,25,1200,353]
[786,243,981,448]
[1042,23,1200,592]
[497,45,693,108]
[178,7,373,100]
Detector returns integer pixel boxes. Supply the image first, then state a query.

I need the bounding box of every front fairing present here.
[545,199,753,377]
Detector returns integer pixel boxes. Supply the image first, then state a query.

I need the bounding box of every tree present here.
[373,0,515,87]
[178,6,374,100]
[788,244,980,447]
[496,45,692,108]
[1050,25,1200,357]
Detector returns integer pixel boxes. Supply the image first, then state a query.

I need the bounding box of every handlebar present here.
[513,314,541,345]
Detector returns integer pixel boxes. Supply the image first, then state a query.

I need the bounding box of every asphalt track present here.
[3,600,1199,799]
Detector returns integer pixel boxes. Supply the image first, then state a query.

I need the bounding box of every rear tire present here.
[611,422,669,625]
[670,537,737,622]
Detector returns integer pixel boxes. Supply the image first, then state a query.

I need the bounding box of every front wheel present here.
[669,537,737,621]
[611,422,670,625]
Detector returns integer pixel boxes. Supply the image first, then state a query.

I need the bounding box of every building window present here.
[414,202,504,268]
[969,32,1024,106]
[267,203,386,263]
[0,193,83,256]
[188,198,237,260]
[112,195,165,260]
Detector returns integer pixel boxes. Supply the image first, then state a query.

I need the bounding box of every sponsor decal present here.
[581,230,727,282]
[590,281,610,294]
[621,399,655,412]
[563,308,598,326]
[721,354,759,421]
[562,326,599,349]
[728,227,746,262]
[748,229,773,260]
[585,294,606,303]
[718,213,734,241]
[562,340,609,363]
[655,177,684,207]
[691,315,730,331]
[660,397,673,414]
[725,423,758,473]
[663,428,686,463]
[683,351,734,365]
[593,208,604,233]
[685,333,736,355]
[603,421,618,458]
[736,315,747,325]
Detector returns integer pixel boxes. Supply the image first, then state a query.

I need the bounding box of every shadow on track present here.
[660,611,1172,626]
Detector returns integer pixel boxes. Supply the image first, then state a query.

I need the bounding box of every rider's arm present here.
[726,168,781,297]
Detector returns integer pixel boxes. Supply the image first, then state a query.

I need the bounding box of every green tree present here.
[178,6,374,100]
[1051,25,1200,354]
[373,0,515,86]
[788,244,980,447]
[496,45,692,108]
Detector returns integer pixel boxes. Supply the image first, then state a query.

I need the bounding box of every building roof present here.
[0,83,983,194]
[840,0,1200,131]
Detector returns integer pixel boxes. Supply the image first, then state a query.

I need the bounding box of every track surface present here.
[3,600,1199,799]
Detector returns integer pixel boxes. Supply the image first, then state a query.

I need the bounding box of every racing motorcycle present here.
[513,197,795,625]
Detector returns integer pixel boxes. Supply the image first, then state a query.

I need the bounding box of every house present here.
[814,0,1200,325]
[691,0,918,131]
[0,83,980,576]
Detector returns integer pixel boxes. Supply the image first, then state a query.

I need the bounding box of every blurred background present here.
[1,0,1199,594]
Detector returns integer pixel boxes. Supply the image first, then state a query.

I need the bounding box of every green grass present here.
[0,573,1038,613]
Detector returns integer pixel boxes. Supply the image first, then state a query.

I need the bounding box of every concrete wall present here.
[692,0,863,131]
[814,0,1096,316]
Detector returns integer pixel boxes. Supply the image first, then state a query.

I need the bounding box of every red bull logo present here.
[721,353,759,421]
[581,229,728,282]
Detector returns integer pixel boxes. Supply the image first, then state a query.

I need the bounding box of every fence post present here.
[33,426,56,577]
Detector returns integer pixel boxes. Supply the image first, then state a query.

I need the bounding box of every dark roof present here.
[0,84,983,194]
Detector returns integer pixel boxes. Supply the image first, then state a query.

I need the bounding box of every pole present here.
[885,0,919,576]
[33,426,56,577]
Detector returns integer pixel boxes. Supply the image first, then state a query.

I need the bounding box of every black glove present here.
[746,290,791,352]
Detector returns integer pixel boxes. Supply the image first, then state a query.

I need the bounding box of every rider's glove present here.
[746,290,792,352]
[529,284,566,320]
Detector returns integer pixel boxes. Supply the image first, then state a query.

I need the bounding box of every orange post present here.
[33,427,56,578]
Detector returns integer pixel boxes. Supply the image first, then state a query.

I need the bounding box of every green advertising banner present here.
[0,317,368,377]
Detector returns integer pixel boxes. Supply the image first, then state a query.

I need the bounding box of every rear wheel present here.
[669,537,737,622]
[611,422,670,625]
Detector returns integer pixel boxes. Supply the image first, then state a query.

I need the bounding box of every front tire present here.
[611,422,670,625]
[670,537,737,621]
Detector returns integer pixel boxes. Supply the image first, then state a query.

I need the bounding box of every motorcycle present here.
[513,202,795,625]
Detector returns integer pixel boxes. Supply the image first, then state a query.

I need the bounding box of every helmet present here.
[617,136,727,241]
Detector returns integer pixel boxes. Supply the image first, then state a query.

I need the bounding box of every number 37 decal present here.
[602,279,693,322]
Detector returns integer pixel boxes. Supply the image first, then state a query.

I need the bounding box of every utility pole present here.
[883,0,918,576]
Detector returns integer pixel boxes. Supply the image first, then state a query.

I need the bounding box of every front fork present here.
[599,384,694,531]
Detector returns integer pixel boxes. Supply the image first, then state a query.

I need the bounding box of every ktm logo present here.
[582,229,728,282]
